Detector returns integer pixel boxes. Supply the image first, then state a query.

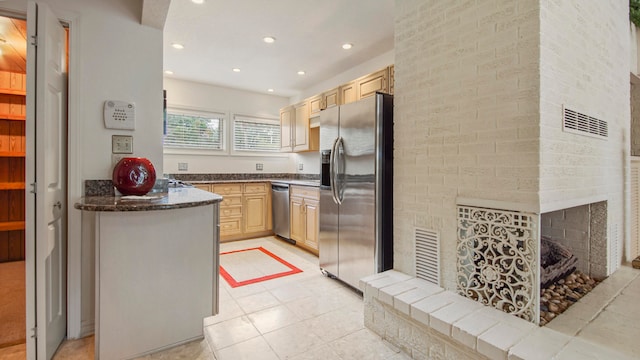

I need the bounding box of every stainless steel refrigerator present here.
[319,92,393,290]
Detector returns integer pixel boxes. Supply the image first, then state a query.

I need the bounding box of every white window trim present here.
[163,105,288,157]
[163,105,229,155]
[230,113,287,157]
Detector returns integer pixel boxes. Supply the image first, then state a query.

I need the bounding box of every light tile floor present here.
[45,236,408,360]
[206,236,409,360]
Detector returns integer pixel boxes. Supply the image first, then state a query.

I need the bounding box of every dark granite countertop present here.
[75,187,222,212]
[189,179,320,187]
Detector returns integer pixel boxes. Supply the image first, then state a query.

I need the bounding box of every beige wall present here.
[394,0,629,290]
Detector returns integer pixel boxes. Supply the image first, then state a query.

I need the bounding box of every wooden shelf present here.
[0,151,25,157]
[0,221,25,231]
[0,182,25,190]
[0,89,26,96]
[0,114,25,121]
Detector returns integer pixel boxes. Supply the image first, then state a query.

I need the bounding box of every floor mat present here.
[220,247,302,287]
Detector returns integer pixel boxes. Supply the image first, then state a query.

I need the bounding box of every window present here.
[164,109,225,150]
[232,115,280,152]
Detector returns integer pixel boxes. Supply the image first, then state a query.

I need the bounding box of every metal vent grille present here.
[563,107,608,139]
[415,228,440,286]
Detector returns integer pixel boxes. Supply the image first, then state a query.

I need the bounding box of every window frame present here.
[230,113,285,156]
[163,106,228,155]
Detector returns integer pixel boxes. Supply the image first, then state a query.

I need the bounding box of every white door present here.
[26,2,67,359]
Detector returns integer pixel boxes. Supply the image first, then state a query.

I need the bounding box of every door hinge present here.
[30,182,37,194]
[30,326,37,338]
[30,35,38,46]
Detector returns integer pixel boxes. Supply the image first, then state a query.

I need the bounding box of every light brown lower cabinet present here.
[203,182,272,241]
[289,185,319,254]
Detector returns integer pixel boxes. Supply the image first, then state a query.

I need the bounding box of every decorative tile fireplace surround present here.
[456,203,608,325]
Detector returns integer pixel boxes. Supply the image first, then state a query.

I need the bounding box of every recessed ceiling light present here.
[171,43,184,50]
[164,70,174,75]
[342,43,353,50]
[267,88,274,92]
[191,0,204,4]
[263,36,276,44]
[232,68,241,72]
[297,71,305,75]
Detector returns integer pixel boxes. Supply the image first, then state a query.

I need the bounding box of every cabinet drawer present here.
[220,195,242,207]
[244,183,268,194]
[290,185,319,200]
[212,183,242,195]
[220,219,242,235]
[193,184,211,192]
[220,206,242,218]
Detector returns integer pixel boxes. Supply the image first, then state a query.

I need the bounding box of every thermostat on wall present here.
[104,100,136,130]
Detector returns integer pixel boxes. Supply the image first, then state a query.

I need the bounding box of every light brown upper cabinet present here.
[357,67,389,99]
[339,80,358,105]
[280,65,393,152]
[293,101,310,152]
[323,87,339,109]
[309,95,322,118]
[280,105,294,151]
[388,65,395,95]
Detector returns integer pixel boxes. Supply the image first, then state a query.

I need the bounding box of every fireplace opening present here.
[538,201,607,325]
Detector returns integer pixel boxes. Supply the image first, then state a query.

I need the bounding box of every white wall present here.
[0,0,165,337]
[163,77,299,174]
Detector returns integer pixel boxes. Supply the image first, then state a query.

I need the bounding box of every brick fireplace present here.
[369,0,630,357]
[456,202,608,325]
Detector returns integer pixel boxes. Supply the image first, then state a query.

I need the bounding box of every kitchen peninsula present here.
[75,187,222,359]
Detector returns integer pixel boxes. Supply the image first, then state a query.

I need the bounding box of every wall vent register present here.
[562,106,608,139]
[415,227,440,286]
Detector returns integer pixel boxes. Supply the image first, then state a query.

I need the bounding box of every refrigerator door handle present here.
[334,137,344,205]
[329,137,340,204]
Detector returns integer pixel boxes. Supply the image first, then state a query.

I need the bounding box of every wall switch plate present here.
[256,163,263,171]
[112,135,133,154]
[178,162,188,171]
[298,163,304,171]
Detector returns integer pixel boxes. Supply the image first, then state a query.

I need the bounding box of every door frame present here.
[0,3,81,356]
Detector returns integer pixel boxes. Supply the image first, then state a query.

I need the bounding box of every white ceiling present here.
[163,0,394,98]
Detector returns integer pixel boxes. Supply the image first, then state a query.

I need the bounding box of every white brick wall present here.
[394,0,541,289]
[539,0,629,274]
[394,0,629,290]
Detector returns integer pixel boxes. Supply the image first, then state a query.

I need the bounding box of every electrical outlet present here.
[256,163,263,171]
[178,162,188,171]
[112,154,127,167]
[298,163,304,171]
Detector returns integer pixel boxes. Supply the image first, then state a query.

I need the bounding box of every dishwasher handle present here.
[272,185,289,192]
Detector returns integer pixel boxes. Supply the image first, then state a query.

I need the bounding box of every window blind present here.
[233,115,280,152]
[164,110,224,150]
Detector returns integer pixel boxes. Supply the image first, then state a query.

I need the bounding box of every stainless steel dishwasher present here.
[271,182,291,240]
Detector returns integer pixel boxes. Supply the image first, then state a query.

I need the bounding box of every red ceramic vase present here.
[112,157,157,196]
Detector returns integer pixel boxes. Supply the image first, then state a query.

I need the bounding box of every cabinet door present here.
[293,102,309,152]
[340,81,357,105]
[280,106,294,151]
[244,194,269,233]
[303,198,319,251]
[388,65,394,95]
[323,88,339,108]
[309,95,322,117]
[358,67,388,99]
[289,196,305,242]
